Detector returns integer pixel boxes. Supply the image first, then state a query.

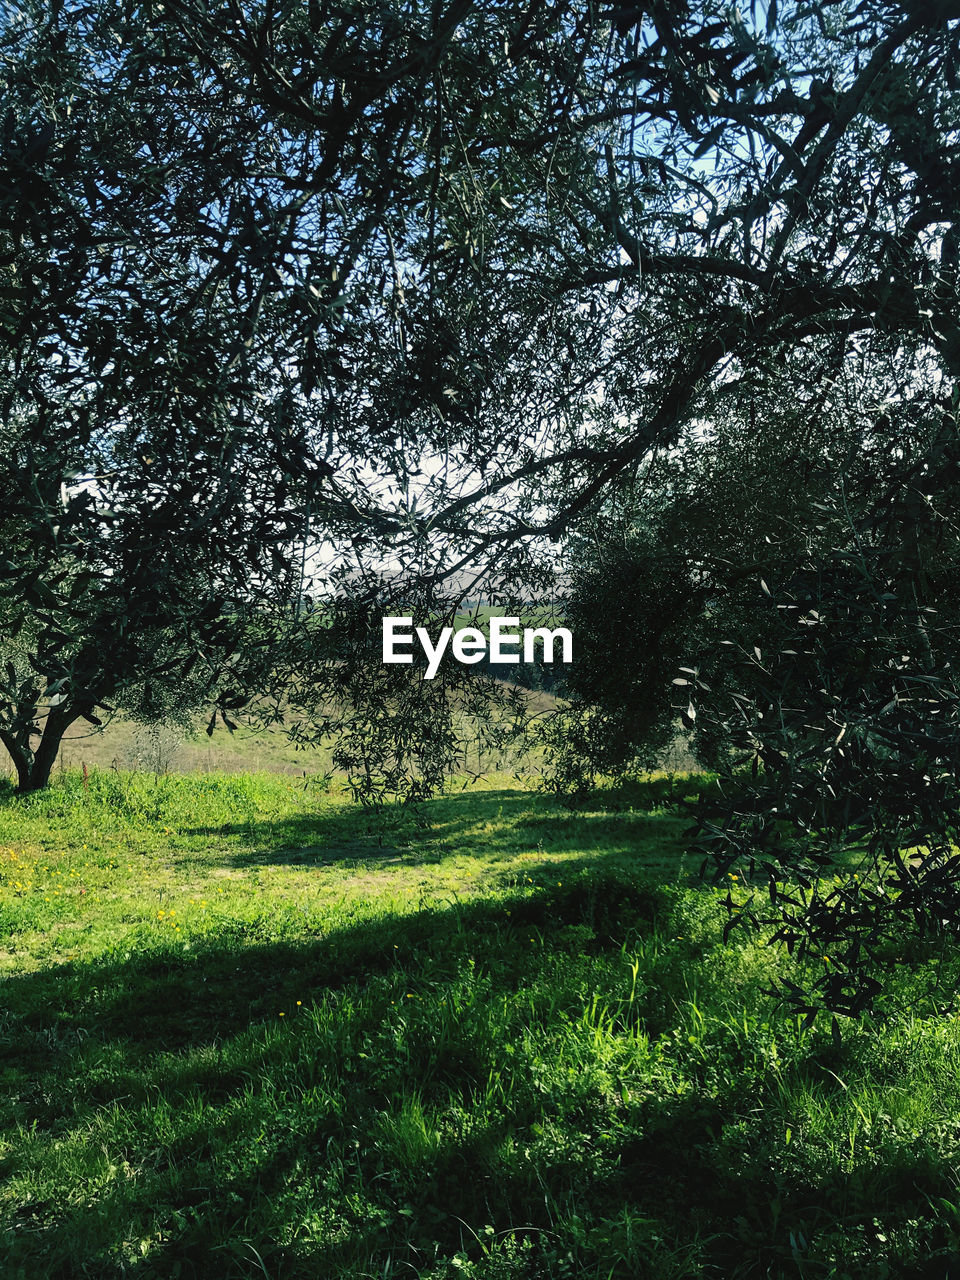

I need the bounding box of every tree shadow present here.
[1,868,668,1057]
[179,785,694,875]
[0,869,668,1277]
[1,852,954,1279]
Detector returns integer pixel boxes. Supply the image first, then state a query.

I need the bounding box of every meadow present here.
[1,768,960,1278]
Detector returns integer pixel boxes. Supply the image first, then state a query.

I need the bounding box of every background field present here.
[40,682,574,783]
[48,716,337,780]
[1,770,959,1278]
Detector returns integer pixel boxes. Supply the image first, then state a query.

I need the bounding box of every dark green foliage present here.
[690,405,960,1016]
[542,531,699,796]
[541,365,960,1012]
[277,590,532,804]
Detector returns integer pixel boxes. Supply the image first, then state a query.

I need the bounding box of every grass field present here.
[48,715,339,779]
[1,769,960,1278]
[46,690,560,781]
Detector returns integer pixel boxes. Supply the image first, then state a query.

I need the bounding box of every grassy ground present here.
[46,692,561,781]
[1,770,959,1278]
[48,716,338,779]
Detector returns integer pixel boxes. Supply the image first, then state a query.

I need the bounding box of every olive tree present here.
[0,0,604,788]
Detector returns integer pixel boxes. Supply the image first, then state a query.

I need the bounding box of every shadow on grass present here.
[180,788,545,862]
[0,867,666,1278]
[1,861,958,1279]
[1,867,667,1055]
[175,786,694,879]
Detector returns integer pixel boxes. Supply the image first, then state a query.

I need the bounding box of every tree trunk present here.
[0,729,32,792]
[26,706,72,792]
[0,706,74,794]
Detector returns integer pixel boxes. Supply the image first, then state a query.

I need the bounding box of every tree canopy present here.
[10,0,956,581]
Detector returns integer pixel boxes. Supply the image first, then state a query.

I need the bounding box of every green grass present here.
[0,770,959,1278]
